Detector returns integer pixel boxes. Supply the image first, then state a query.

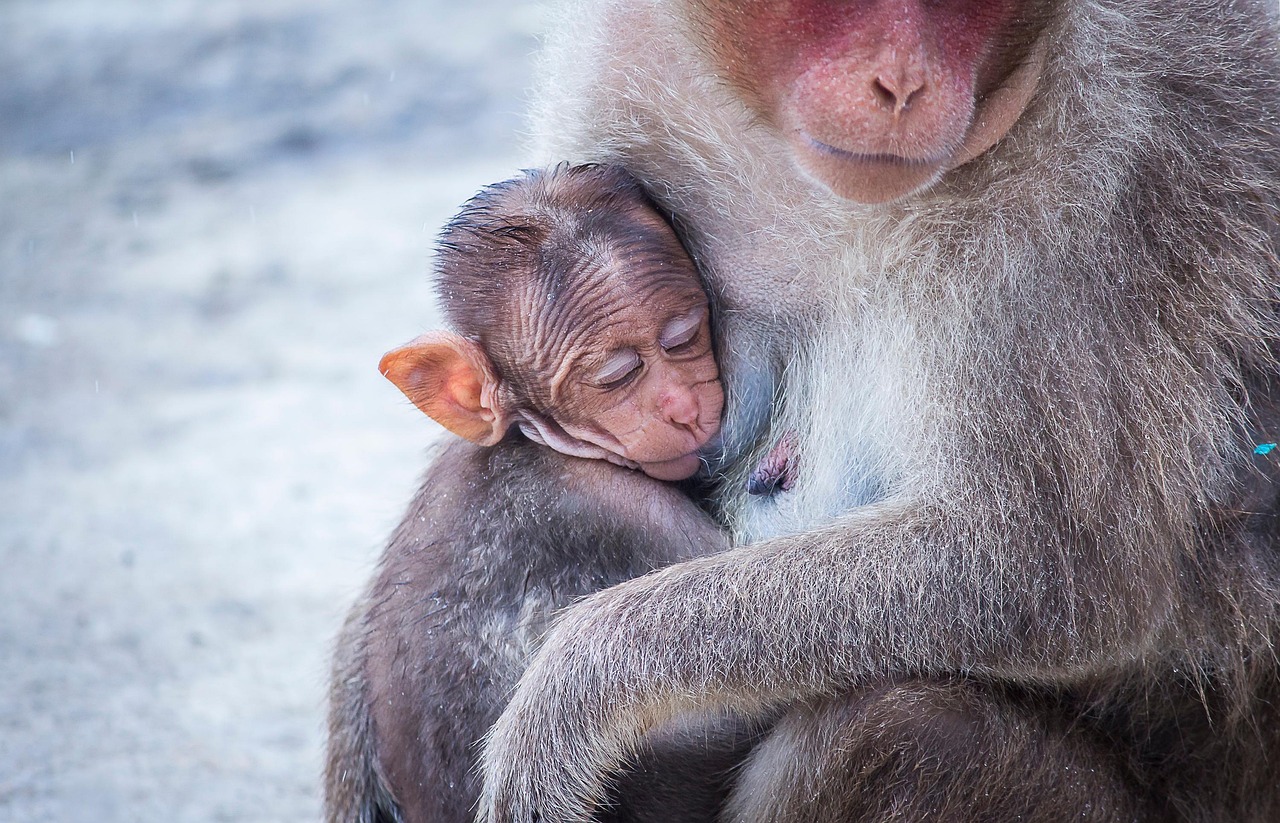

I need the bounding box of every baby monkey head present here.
[381,164,724,481]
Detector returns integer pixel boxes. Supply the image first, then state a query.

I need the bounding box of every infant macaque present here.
[382,163,725,481]
[354,164,753,820]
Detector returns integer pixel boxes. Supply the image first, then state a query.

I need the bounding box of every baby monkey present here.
[345,165,753,822]
[382,164,724,481]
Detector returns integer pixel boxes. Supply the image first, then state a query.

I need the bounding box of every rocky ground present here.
[0,2,540,819]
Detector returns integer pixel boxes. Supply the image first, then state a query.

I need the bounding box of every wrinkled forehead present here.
[501,253,706,399]
[531,205,703,314]
[494,198,709,398]
[520,248,707,345]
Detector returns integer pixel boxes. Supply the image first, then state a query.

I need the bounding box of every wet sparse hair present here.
[432,164,693,401]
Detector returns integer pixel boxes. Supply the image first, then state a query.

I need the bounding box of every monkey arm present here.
[478,496,1181,823]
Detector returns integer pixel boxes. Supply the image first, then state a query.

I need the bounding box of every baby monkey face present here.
[550,280,724,481]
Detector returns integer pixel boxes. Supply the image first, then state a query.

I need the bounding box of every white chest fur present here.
[727,287,939,543]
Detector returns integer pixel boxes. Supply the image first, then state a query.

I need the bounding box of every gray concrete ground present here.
[0,2,540,819]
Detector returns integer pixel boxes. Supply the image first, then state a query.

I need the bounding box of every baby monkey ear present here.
[379,331,511,446]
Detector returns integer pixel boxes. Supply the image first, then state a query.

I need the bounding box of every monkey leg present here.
[724,680,1145,823]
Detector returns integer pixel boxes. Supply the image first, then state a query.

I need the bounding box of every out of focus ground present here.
[0,2,540,819]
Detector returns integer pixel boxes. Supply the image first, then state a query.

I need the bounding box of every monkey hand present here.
[477,593,642,823]
[476,559,732,823]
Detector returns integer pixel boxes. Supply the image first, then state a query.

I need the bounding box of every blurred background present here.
[0,1,542,818]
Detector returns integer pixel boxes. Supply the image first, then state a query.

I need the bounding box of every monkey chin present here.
[638,452,704,482]
[790,136,949,203]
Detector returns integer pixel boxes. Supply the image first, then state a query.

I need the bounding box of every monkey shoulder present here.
[369,436,724,617]
[487,436,729,567]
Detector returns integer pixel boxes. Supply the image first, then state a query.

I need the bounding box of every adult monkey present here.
[475,0,1280,821]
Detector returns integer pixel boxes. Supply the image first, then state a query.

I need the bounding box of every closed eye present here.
[596,350,643,390]
[660,308,706,353]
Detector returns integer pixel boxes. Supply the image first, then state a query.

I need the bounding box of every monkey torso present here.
[356,437,726,821]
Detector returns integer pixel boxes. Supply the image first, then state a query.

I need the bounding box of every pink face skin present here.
[545,279,724,482]
[689,0,1044,203]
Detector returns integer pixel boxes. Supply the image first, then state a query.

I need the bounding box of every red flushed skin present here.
[690,0,1040,202]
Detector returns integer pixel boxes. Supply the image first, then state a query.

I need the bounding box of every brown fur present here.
[469,0,1280,819]
[329,0,1280,820]
[324,438,728,822]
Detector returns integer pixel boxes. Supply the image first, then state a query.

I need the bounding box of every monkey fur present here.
[327,164,735,823]
[330,0,1280,820]
[326,439,732,823]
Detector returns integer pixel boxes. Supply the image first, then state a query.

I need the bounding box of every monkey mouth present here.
[801,135,945,168]
[629,424,720,482]
[638,451,706,482]
[790,131,953,202]
[635,430,713,466]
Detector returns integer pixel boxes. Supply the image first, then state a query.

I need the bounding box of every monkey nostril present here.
[872,74,924,115]
[871,76,895,107]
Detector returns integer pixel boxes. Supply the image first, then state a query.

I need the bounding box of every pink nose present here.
[660,388,700,426]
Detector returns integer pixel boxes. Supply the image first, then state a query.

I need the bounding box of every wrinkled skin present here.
[541,274,723,481]
[471,0,1280,821]
[381,167,723,481]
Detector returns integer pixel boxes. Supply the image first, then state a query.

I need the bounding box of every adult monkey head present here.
[684,0,1050,202]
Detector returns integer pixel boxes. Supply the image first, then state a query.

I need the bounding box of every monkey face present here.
[686,0,1051,202]
[549,289,724,482]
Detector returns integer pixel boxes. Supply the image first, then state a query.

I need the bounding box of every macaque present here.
[330,0,1280,820]
[467,0,1279,820]
[325,163,743,823]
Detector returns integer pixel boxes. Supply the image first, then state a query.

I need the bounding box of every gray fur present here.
[324,438,729,822]
[469,0,1280,820]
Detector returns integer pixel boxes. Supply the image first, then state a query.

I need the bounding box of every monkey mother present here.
[333,1,1280,821]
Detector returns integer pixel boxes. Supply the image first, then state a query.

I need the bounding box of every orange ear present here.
[379,331,509,446]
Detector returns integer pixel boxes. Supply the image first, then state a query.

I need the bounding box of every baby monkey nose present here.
[660,386,701,427]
